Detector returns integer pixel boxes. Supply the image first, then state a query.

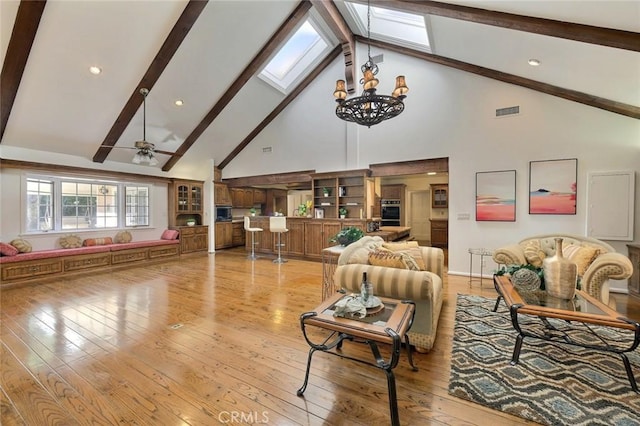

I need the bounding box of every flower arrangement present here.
[330,226,364,246]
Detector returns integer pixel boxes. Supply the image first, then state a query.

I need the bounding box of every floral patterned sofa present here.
[333,236,445,353]
[492,233,633,306]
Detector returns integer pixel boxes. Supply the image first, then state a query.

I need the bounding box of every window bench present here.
[0,239,180,288]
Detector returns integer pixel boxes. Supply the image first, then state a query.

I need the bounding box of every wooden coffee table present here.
[297,292,417,426]
[493,274,640,392]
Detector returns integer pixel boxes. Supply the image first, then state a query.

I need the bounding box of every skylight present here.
[344,2,430,52]
[259,18,331,94]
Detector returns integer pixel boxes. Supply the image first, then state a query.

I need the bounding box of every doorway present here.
[409,190,430,245]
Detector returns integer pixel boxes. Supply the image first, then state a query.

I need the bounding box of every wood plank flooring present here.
[1,248,638,425]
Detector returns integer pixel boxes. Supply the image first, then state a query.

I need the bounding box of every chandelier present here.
[333,0,408,127]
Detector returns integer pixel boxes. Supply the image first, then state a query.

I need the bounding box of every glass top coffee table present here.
[297,292,417,426]
[493,274,640,392]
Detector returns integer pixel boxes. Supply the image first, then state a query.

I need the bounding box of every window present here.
[25,177,151,233]
[26,179,53,231]
[341,2,431,52]
[125,186,149,227]
[259,16,333,93]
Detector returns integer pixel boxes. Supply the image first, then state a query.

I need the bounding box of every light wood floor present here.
[1,249,638,425]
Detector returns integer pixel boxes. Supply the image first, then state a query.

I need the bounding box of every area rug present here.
[448,294,640,426]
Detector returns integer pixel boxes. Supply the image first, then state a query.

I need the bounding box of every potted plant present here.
[323,187,331,197]
[339,207,347,219]
[249,207,256,216]
[330,226,364,246]
[186,218,196,226]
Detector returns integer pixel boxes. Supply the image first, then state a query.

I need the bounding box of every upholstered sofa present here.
[492,234,633,305]
[333,236,445,353]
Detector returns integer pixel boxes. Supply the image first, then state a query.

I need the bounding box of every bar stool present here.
[244,216,263,260]
[270,216,288,264]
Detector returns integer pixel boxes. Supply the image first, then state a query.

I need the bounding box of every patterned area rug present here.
[448,294,640,426]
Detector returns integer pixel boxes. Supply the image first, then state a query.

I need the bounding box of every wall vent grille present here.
[496,106,520,117]
[262,146,272,153]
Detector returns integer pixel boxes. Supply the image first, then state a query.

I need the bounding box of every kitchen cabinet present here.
[244,217,272,254]
[628,244,640,298]
[381,184,405,200]
[178,225,209,253]
[215,183,232,206]
[431,184,448,209]
[286,219,305,256]
[215,222,233,249]
[231,187,259,208]
[430,219,448,248]
[169,180,204,226]
[253,188,266,204]
[232,222,245,247]
[304,220,342,260]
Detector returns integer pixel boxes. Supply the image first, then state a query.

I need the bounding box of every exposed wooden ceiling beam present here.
[373,0,640,52]
[0,1,47,142]
[92,0,208,164]
[223,170,315,187]
[161,1,313,172]
[218,45,342,170]
[359,36,640,120]
[310,0,356,93]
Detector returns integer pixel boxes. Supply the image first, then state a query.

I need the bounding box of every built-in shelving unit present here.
[311,169,370,219]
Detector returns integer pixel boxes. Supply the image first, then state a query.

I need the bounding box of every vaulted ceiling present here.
[1,0,638,176]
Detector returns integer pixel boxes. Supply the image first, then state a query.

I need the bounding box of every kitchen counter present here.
[367,226,412,242]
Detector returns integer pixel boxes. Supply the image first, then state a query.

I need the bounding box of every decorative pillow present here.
[563,244,601,276]
[397,247,426,271]
[10,238,32,253]
[83,237,113,247]
[381,241,419,251]
[523,240,546,267]
[161,229,180,240]
[368,249,408,269]
[59,234,82,249]
[114,231,133,244]
[0,242,19,256]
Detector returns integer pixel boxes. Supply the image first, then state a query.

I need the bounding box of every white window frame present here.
[24,174,153,234]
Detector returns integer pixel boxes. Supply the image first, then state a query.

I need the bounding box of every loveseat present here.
[333,236,444,353]
[492,233,633,305]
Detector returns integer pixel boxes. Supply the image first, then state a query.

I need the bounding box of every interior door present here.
[409,190,430,244]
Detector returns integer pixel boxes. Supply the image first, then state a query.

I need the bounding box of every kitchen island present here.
[241,216,370,261]
[368,226,412,242]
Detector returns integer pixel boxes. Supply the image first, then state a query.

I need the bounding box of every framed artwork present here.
[476,170,516,221]
[529,158,577,214]
[314,208,324,219]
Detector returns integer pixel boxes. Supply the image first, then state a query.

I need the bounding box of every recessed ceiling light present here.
[427,172,437,176]
[89,66,102,75]
[528,59,541,67]
[174,99,184,106]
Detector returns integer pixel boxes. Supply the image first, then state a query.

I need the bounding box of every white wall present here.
[224,46,640,291]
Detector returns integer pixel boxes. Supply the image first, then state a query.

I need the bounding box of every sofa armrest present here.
[419,247,444,280]
[582,252,633,301]
[492,244,526,266]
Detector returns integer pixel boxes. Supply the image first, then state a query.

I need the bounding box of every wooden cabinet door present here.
[215,183,231,206]
[286,220,305,256]
[304,221,324,258]
[230,188,243,207]
[381,184,403,200]
[253,189,266,204]
[430,220,448,248]
[431,184,448,208]
[215,223,232,249]
[232,222,245,247]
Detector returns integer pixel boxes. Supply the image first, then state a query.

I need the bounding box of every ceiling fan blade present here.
[100,145,136,150]
[154,149,175,156]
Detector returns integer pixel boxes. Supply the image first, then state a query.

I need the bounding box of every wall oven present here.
[380,199,401,226]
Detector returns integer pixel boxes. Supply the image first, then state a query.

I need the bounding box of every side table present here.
[321,245,345,300]
[297,293,417,426]
[468,248,494,287]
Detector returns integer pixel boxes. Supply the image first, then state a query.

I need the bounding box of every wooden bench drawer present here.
[64,253,111,272]
[149,245,180,259]
[2,259,63,281]
[111,248,148,264]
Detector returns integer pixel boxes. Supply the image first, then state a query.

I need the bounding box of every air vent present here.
[496,106,520,117]
[262,146,272,153]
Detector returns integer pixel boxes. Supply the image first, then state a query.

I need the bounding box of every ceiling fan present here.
[104,88,173,166]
